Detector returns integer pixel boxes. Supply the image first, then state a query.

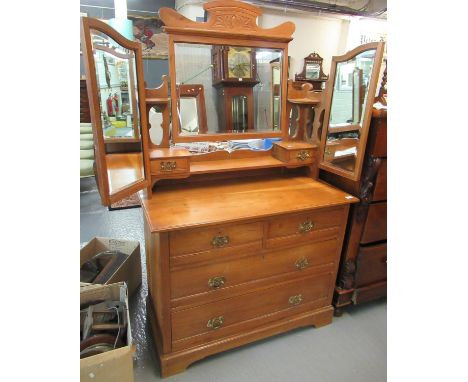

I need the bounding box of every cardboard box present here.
[80,237,141,296]
[80,282,135,382]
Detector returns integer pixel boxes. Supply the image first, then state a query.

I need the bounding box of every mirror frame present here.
[80,17,152,205]
[177,84,208,134]
[319,41,385,181]
[159,0,295,142]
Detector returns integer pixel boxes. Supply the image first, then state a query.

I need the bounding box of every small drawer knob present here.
[298,221,314,233]
[160,161,177,171]
[295,258,309,270]
[212,235,229,248]
[207,316,224,330]
[208,276,226,289]
[296,151,311,161]
[288,294,303,306]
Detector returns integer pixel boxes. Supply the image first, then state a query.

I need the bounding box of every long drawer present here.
[355,243,387,287]
[360,202,387,244]
[171,238,339,300]
[171,272,333,349]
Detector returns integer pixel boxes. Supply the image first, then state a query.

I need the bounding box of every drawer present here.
[355,243,387,287]
[150,158,189,176]
[272,142,316,165]
[361,202,386,244]
[171,272,333,347]
[170,221,263,257]
[266,207,345,248]
[170,238,339,300]
[372,159,386,202]
[368,114,387,157]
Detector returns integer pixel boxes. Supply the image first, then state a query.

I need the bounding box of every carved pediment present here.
[159,0,295,42]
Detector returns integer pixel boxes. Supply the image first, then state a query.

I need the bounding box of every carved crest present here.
[159,0,295,42]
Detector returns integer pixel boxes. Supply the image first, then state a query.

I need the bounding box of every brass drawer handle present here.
[289,294,303,306]
[159,161,177,171]
[207,316,224,330]
[295,258,309,270]
[208,276,226,289]
[212,235,229,248]
[298,221,314,233]
[296,151,311,161]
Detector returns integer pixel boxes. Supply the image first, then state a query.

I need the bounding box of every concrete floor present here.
[81,176,387,382]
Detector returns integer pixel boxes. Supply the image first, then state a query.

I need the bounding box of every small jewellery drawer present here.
[170,238,339,300]
[272,141,315,165]
[169,222,263,257]
[171,272,333,346]
[266,207,345,247]
[150,158,189,176]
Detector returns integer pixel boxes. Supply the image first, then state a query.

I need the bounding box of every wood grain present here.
[142,176,358,232]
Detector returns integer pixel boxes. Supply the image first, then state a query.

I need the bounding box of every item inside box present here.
[80,298,128,359]
[80,250,129,284]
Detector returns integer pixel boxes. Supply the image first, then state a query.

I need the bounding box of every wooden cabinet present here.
[143,176,356,376]
[320,108,387,314]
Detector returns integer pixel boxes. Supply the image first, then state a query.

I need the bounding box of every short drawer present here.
[355,243,387,287]
[170,221,263,257]
[272,142,316,165]
[150,158,189,176]
[170,238,339,301]
[266,207,345,248]
[361,202,387,244]
[171,272,333,347]
[372,159,387,202]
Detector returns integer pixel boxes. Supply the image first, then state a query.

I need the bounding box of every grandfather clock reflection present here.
[212,46,258,132]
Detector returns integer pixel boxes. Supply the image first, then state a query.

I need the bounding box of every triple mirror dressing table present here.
[80,0,384,376]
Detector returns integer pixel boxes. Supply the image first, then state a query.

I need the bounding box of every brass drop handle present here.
[288,294,303,306]
[208,276,226,289]
[295,258,309,270]
[298,220,314,233]
[212,235,229,248]
[296,150,311,161]
[207,316,224,330]
[160,161,177,171]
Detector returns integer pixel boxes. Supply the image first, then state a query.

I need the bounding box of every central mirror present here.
[174,43,283,137]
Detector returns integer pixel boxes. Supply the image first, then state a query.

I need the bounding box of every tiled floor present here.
[81,176,387,382]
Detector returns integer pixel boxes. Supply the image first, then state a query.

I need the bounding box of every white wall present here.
[259,9,350,78]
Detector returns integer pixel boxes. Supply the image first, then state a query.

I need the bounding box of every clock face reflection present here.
[228,47,252,79]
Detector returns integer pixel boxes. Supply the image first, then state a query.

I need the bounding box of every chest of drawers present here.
[142,175,357,376]
[320,108,387,314]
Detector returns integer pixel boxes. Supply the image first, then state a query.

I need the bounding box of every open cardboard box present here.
[80,237,141,296]
[80,282,135,382]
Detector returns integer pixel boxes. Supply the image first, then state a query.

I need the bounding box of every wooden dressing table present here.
[80,1,384,377]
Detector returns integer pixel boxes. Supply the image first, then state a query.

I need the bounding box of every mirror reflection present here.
[177,84,207,135]
[174,43,283,135]
[323,49,376,172]
[90,29,144,195]
[91,31,141,141]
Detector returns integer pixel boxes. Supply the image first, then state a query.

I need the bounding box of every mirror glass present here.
[180,98,199,134]
[90,29,144,195]
[323,48,376,173]
[306,63,320,80]
[174,43,283,135]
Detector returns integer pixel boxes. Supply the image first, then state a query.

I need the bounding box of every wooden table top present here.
[142,175,358,232]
